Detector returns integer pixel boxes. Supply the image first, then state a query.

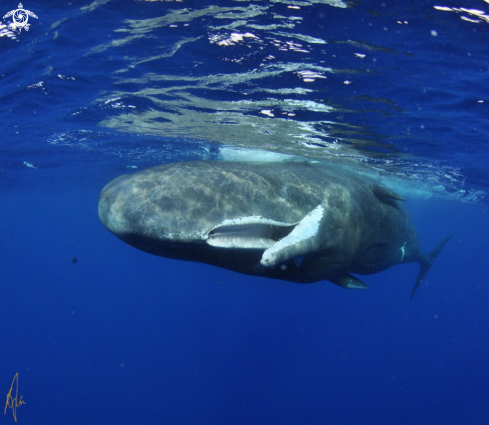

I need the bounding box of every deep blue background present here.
[2,185,489,424]
[2,0,489,423]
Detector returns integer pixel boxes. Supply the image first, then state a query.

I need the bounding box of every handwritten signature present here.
[4,373,25,422]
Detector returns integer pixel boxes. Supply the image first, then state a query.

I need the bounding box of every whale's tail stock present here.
[411,235,452,299]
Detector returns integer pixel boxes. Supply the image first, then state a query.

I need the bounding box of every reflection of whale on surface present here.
[98,160,450,298]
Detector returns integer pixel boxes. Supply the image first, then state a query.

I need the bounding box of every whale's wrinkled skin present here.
[98,161,450,298]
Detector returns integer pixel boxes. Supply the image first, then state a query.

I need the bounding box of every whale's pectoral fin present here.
[373,184,407,203]
[260,204,326,268]
[330,274,369,289]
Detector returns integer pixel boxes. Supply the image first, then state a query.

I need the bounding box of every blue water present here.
[1,0,489,423]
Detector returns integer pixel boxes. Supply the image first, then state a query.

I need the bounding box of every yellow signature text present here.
[4,373,25,422]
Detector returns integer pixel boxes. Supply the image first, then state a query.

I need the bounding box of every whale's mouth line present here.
[205,217,297,249]
[204,204,325,268]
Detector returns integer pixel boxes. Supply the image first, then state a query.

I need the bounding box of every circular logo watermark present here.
[3,3,37,33]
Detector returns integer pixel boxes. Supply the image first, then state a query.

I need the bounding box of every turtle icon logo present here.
[3,3,38,33]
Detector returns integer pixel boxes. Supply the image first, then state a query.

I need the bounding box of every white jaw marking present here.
[205,216,296,249]
[261,204,324,267]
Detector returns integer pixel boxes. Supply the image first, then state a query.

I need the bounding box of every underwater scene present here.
[1,0,489,423]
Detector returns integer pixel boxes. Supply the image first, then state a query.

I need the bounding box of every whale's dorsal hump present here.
[372,183,407,203]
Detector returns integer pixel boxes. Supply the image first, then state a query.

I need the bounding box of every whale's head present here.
[98,161,329,269]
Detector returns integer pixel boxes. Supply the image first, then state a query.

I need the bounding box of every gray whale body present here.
[98,160,450,298]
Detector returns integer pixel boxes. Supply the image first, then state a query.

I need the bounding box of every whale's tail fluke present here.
[411,235,452,299]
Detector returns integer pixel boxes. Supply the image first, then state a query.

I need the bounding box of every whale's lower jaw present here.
[204,205,326,269]
[261,204,325,267]
[205,216,296,249]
